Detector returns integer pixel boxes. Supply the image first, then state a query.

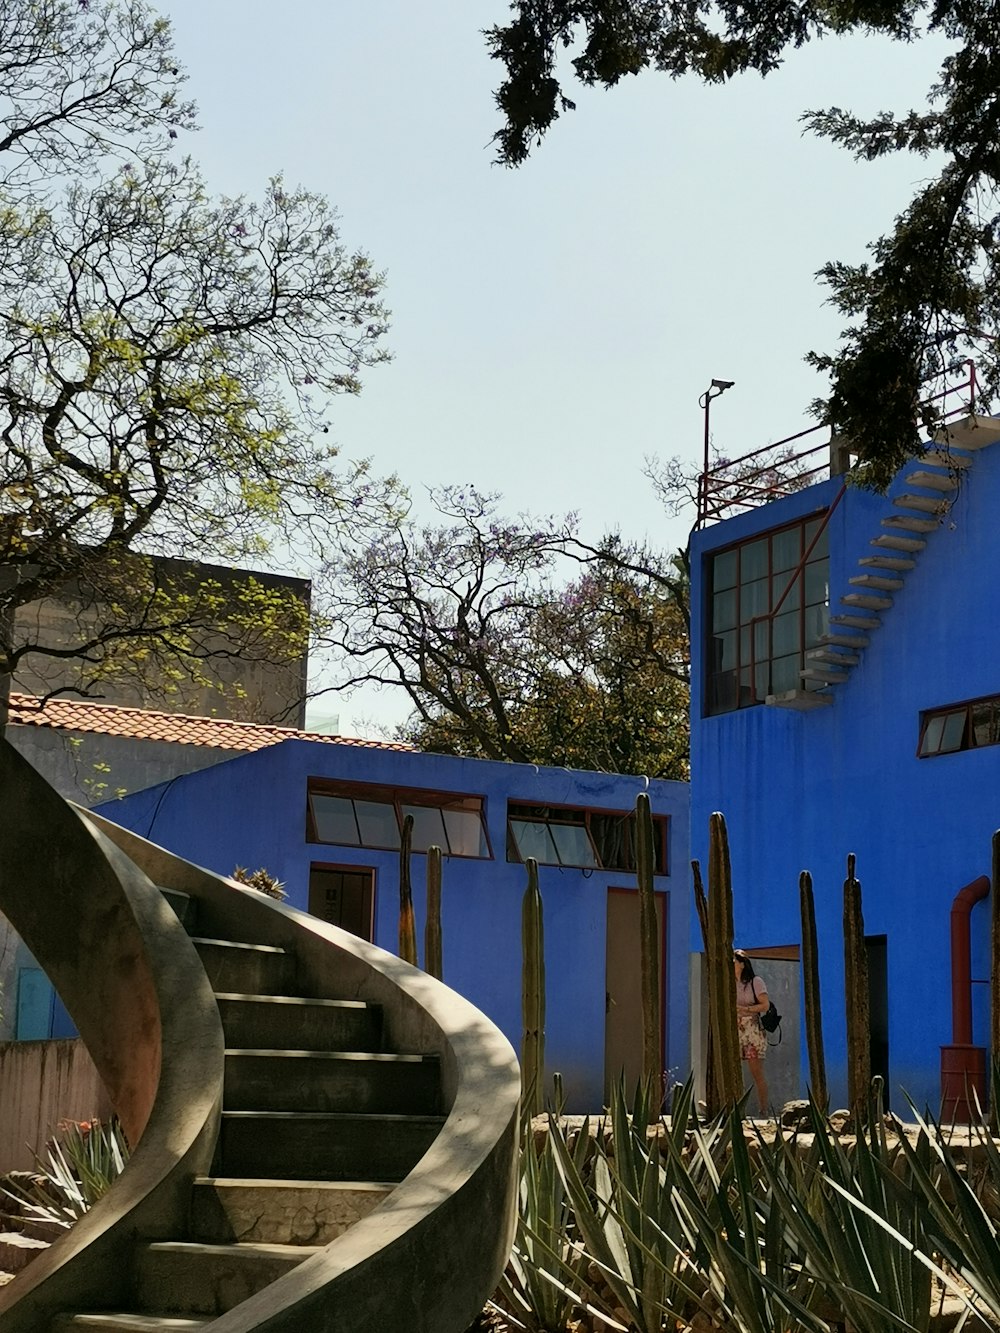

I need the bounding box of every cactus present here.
[398,813,417,965]
[991,831,1000,1131]
[521,857,545,1117]
[425,844,443,980]
[691,857,718,1117]
[799,869,828,1112]
[635,792,661,1110]
[843,852,871,1122]
[707,812,742,1110]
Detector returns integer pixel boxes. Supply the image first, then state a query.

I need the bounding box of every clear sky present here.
[157,1,949,732]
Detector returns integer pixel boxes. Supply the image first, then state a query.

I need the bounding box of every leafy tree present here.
[485,1,1000,487]
[319,487,689,779]
[0,0,393,729]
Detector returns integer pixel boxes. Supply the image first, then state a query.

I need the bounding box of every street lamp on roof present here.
[698,378,736,525]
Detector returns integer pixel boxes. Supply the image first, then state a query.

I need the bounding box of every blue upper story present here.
[98,739,690,1110]
[689,418,1000,1108]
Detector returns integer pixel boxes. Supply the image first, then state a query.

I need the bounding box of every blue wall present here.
[99,740,689,1110]
[690,444,1000,1111]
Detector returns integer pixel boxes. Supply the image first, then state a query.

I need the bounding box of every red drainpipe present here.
[941,874,990,1121]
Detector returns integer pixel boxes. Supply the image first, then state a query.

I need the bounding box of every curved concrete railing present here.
[0,739,520,1331]
[0,738,225,1330]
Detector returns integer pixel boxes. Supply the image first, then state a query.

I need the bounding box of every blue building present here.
[98,738,689,1111]
[689,403,1000,1114]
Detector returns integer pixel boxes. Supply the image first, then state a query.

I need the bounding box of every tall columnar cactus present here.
[397,813,417,966]
[521,856,545,1116]
[991,831,1000,1130]
[843,852,871,1120]
[707,812,742,1110]
[799,869,828,1112]
[425,844,443,980]
[635,792,661,1108]
[691,857,718,1117]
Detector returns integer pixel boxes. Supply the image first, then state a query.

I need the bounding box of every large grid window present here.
[919,695,1000,757]
[507,803,668,874]
[307,780,490,858]
[706,514,829,715]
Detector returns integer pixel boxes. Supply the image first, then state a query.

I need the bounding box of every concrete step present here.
[849,573,904,591]
[819,631,869,649]
[858,555,916,572]
[159,889,196,929]
[841,592,893,610]
[800,666,849,685]
[134,1240,319,1317]
[215,993,383,1053]
[904,468,959,492]
[871,533,926,552]
[223,1050,441,1115]
[933,413,1000,450]
[831,612,881,630]
[765,689,833,710]
[806,648,859,667]
[53,1316,210,1331]
[892,493,950,515]
[917,448,972,469]
[192,939,295,996]
[189,1176,394,1245]
[881,514,939,534]
[219,1111,445,1182]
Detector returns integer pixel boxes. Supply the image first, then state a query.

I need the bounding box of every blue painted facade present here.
[98,739,689,1111]
[690,431,1000,1112]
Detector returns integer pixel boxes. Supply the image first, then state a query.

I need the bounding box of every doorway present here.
[308,864,375,941]
[604,887,667,1102]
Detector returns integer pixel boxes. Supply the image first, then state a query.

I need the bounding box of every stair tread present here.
[893,493,950,513]
[765,689,834,709]
[858,555,916,571]
[881,514,939,532]
[933,413,1000,449]
[806,648,859,665]
[831,613,881,628]
[142,1239,323,1259]
[848,573,904,590]
[841,593,893,608]
[871,534,926,551]
[192,938,288,955]
[194,1175,395,1190]
[819,633,869,647]
[904,469,959,491]
[214,992,372,1009]
[56,1318,211,1330]
[224,1049,433,1062]
[917,448,972,468]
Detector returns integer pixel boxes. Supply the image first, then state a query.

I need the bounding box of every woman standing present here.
[734,949,771,1115]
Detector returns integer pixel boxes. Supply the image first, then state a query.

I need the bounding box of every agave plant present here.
[2,1118,130,1228]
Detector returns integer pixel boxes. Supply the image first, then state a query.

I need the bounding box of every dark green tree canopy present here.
[486,1,1000,488]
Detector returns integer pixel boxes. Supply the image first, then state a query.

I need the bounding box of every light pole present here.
[697,378,735,526]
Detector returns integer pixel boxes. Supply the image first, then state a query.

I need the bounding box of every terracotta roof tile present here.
[6,692,412,753]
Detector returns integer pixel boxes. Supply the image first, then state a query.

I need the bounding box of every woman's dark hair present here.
[734,950,756,984]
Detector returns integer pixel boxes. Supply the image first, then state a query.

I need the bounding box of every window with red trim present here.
[506,802,668,873]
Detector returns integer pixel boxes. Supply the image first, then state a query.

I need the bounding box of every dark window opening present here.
[919,695,1000,757]
[506,802,668,873]
[307,780,491,858]
[705,514,830,716]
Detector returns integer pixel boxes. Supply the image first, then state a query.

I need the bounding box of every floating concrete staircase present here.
[769,414,1000,710]
[0,741,519,1333]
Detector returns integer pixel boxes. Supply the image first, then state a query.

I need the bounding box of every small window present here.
[507,802,667,873]
[307,781,490,858]
[919,695,1000,757]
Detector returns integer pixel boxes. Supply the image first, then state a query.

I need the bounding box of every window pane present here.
[771,526,801,574]
[355,799,400,848]
[803,601,829,645]
[741,538,768,581]
[549,823,598,867]
[940,710,967,753]
[709,630,737,673]
[770,653,801,693]
[972,702,1000,748]
[772,608,800,657]
[740,577,769,622]
[402,804,447,852]
[772,571,801,614]
[443,807,488,857]
[713,588,737,632]
[920,714,946,755]
[511,820,556,863]
[589,814,630,870]
[804,560,829,606]
[805,516,830,558]
[713,549,738,592]
[310,795,359,845]
[707,671,737,714]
